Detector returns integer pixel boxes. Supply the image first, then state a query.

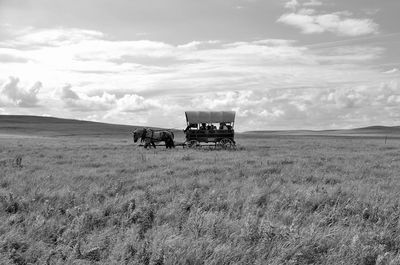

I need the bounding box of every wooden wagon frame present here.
[184,111,236,149]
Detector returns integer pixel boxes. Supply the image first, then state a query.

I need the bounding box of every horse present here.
[131,128,175,149]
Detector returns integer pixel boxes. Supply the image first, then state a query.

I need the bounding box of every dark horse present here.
[131,128,175,149]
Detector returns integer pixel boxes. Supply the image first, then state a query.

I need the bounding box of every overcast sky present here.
[0,0,399,131]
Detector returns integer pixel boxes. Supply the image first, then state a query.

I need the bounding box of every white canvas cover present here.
[185,111,235,123]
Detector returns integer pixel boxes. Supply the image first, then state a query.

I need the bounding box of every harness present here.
[140,128,147,140]
[141,128,154,141]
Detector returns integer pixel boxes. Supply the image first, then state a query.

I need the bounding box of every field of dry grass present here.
[1,133,400,264]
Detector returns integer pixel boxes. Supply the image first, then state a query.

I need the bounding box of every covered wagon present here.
[184,111,236,149]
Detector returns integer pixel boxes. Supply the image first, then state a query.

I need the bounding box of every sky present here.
[0,0,399,131]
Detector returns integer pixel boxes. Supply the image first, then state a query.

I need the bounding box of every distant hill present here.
[0,115,150,137]
[1,115,398,139]
[244,125,400,138]
[349,125,400,134]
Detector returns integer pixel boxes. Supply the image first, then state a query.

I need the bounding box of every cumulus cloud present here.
[61,84,79,100]
[279,0,379,36]
[278,12,379,36]
[60,89,116,112]
[0,77,41,107]
[59,84,157,114]
[115,94,157,113]
[285,0,299,10]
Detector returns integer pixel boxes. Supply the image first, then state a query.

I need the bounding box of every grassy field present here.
[1,121,400,264]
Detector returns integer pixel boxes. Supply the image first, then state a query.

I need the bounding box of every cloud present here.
[0,27,396,130]
[115,94,157,113]
[59,84,157,114]
[279,1,379,36]
[109,55,201,67]
[303,0,323,7]
[0,54,28,63]
[61,84,79,99]
[5,28,104,48]
[0,77,41,107]
[180,81,400,130]
[312,46,384,63]
[278,12,379,36]
[284,0,299,10]
[60,89,116,112]
[384,68,399,74]
[283,0,322,11]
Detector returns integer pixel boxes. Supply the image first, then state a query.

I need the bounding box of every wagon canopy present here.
[185,111,236,124]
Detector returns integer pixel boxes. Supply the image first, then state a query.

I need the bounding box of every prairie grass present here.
[0,135,400,264]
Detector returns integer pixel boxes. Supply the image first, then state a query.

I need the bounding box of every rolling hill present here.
[1,115,399,138]
[0,115,141,137]
[243,125,400,138]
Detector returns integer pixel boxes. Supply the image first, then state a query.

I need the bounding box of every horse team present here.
[131,128,175,149]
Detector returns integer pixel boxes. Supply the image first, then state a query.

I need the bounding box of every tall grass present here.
[0,135,400,264]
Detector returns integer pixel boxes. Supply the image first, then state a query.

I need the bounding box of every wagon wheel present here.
[186,140,200,148]
[219,138,235,149]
